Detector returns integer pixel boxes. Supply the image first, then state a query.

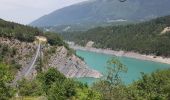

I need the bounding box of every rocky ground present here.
[70,44,170,65]
[0,37,102,80]
[0,37,36,70]
[48,46,102,78]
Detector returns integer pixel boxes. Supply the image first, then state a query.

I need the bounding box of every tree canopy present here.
[0,63,15,100]
[62,15,170,57]
[0,19,67,46]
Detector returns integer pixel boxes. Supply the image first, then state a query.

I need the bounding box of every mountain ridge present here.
[30,0,170,28]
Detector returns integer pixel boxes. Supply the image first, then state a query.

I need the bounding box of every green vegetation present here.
[17,68,101,100]
[0,18,67,47]
[0,44,20,75]
[0,19,41,42]
[17,79,43,96]
[0,56,169,100]
[44,32,65,46]
[0,63,15,100]
[92,58,170,100]
[62,15,170,57]
[127,70,170,100]
[43,32,75,56]
[15,58,170,100]
[0,44,16,61]
[92,57,128,100]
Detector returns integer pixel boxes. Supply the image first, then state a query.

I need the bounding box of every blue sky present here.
[0,0,87,24]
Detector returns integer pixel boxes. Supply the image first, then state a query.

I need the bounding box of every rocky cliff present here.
[0,37,36,71]
[0,37,102,79]
[48,46,102,78]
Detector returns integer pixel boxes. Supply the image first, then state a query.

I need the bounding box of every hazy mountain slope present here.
[30,0,170,27]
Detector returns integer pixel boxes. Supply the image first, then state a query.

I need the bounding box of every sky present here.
[0,0,88,24]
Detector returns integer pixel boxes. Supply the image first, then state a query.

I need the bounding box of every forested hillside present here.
[0,19,40,76]
[62,15,170,57]
[0,19,67,47]
[0,19,41,42]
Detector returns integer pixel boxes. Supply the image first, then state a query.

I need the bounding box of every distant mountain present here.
[30,0,170,31]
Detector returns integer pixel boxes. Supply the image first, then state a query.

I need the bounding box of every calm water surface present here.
[75,50,170,85]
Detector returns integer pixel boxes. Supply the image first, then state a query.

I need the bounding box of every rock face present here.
[0,37,102,79]
[0,37,36,69]
[86,41,94,48]
[0,37,38,81]
[48,46,102,78]
[161,27,170,34]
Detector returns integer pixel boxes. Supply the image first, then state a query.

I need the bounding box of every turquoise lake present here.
[75,50,170,85]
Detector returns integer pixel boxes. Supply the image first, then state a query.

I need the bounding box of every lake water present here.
[75,50,170,85]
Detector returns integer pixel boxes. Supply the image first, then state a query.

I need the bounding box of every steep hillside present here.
[62,15,170,57]
[0,18,101,79]
[0,19,42,42]
[0,37,36,76]
[30,0,170,31]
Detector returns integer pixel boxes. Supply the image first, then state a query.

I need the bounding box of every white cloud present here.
[0,0,88,24]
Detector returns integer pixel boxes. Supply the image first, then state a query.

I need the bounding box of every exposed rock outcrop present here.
[0,37,102,79]
[86,41,94,48]
[161,27,170,34]
[48,46,102,78]
[0,37,36,69]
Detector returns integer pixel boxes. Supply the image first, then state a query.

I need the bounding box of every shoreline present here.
[70,45,170,65]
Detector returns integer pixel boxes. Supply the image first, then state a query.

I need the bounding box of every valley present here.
[1,0,170,99]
